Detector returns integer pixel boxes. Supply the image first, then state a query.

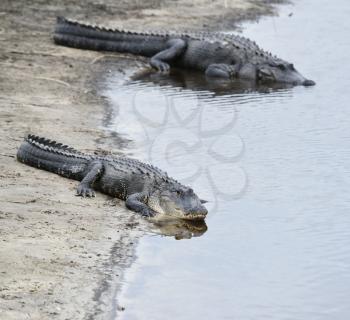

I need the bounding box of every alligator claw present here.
[150,59,170,73]
[87,189,95,197]
[76,184,95,198]
[141,208,157,218]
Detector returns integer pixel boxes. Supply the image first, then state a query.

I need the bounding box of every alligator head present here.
[256,62,315,86]
[148,183,208,220]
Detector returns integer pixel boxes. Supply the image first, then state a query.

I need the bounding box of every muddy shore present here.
[0,1,283,319]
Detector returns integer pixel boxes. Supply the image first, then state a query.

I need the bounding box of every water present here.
[102,0,350,318]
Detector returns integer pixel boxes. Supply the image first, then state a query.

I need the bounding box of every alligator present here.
[54,16,315,86]
[17,135,208,220]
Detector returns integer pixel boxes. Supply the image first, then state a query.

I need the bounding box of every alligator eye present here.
[278,64,286,71]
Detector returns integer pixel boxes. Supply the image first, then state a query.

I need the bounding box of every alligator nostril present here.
[200,208,208,216]
[303,79,316,86]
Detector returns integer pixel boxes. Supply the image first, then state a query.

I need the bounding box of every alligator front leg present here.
[150,38,186,72]
[205,63,238,79]
[76,161,103,197]
[126,192,157,218]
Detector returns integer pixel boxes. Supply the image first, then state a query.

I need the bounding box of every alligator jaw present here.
[182,215,207,221]
[182,210,208,221]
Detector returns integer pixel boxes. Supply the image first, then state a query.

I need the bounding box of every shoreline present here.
[0,1,285,319]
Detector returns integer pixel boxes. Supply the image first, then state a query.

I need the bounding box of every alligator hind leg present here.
[126,192,157,218]
[76,161,103,197]
[205,64,238,79]
[150,38,186,72]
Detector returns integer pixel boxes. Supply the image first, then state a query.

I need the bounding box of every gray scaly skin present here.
[54,16,315,86]
[17,135,208,220]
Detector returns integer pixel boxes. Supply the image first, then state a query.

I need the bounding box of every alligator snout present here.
[303,79,316,86]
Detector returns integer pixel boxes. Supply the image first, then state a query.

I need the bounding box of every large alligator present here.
[54,17,315,86]
[17,135,208,220]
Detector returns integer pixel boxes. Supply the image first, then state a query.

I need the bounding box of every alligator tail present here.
[17,135,90,180]
[53,16,167,57]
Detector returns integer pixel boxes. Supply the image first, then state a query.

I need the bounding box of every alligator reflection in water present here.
[131,68,296,95]
[149,218,208,240]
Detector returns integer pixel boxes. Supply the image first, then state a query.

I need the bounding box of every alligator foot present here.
[150,59,170,73]
[149,38,186,73]
[141,208,157,218]
[126,192,157,218]
[76,184,95,197]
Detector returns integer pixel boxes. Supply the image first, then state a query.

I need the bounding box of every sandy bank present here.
[0,1,283,319]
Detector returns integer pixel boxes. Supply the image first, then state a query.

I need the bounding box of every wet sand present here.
[0,1,283,319]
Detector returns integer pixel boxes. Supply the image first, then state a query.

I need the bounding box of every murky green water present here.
[103,0,350,318]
